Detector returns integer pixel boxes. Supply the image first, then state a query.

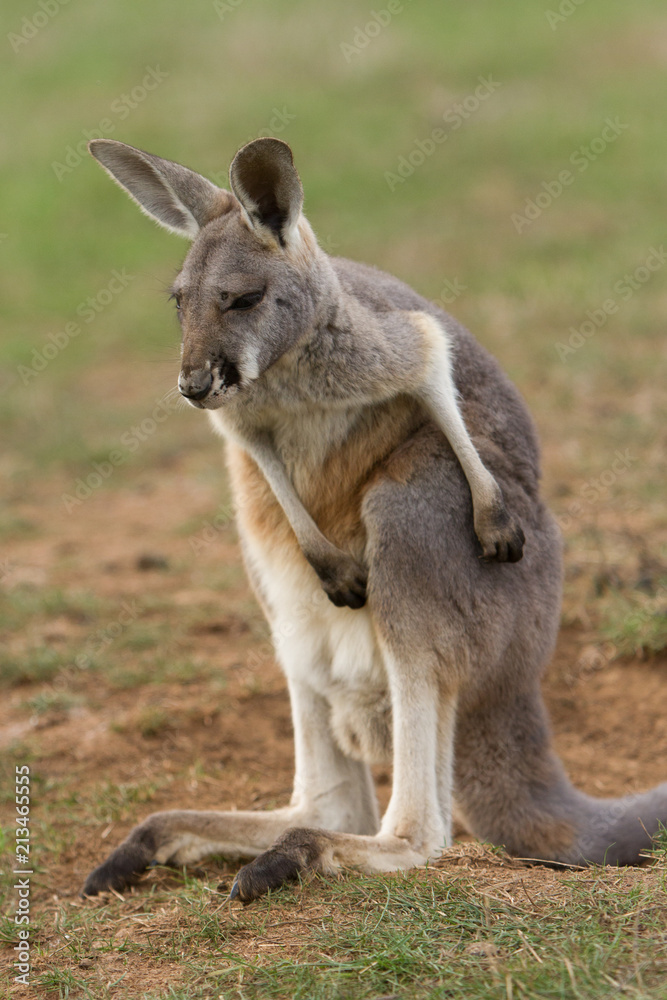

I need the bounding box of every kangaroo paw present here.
[478,521,526,563]
[475,499,525,564]
[312,555,368,609]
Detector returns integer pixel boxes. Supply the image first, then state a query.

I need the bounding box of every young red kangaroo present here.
[84,137,666,903]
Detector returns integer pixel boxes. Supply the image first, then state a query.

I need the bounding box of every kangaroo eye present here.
[229,291,263,311]
[169,292,181,310]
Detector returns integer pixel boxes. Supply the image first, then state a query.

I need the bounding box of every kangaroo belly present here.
[233,494,393,765]
[329,686,393,765]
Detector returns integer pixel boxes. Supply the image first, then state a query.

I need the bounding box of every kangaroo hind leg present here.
[230,585,460,902]
[82,680,378,896]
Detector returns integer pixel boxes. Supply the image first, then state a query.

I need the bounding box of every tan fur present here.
[226,444,298,556]
[230,391,425,560]
[304,398,423,549]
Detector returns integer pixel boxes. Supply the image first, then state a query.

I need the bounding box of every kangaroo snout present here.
[178,368,212,401]
[179,358,242,407]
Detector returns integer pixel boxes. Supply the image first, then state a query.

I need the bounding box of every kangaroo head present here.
[89,137,326,408]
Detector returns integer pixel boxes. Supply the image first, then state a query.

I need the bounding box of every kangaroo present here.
[83,137,667,903]
[91,139,523,608]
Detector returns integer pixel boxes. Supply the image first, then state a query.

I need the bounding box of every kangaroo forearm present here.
[240,432,340,559]
[238,430,368,608]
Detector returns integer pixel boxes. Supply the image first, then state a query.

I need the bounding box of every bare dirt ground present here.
[1,398,666,997]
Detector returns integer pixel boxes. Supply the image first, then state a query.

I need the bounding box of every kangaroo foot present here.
[227,827,326,904]
[82,827,157,896]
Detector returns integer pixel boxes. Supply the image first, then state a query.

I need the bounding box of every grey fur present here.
[82,138,666,901]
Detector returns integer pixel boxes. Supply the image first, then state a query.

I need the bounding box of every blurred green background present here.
[1,0,666,580]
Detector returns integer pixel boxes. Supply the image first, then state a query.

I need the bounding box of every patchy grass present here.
[86,779,165,826]
[12,847,667,1000]
[602,586,667,659]
[133,706,174,739]
[23,690,85,717]
[206,866,667,999]
[0,585,101,631]
[0,647,75,688]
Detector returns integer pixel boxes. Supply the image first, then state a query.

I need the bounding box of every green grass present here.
[0,579,243,691]
[205,873,667,1000]
[602,587,667,659]
[1,648,72,687]
[0,585,100,630]
[18,863,667,1000]
[86,779,165,825]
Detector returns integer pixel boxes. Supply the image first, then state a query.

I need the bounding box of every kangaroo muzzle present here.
[178,368,212,401]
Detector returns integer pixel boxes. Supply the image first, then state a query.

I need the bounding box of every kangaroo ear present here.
[229,138,303,247]
[88,139,235,239]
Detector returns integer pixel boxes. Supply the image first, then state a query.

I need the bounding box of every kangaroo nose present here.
[178,369,212,401]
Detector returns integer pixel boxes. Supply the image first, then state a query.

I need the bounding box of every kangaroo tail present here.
[454,684,666,866]
[558,784,667,865]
